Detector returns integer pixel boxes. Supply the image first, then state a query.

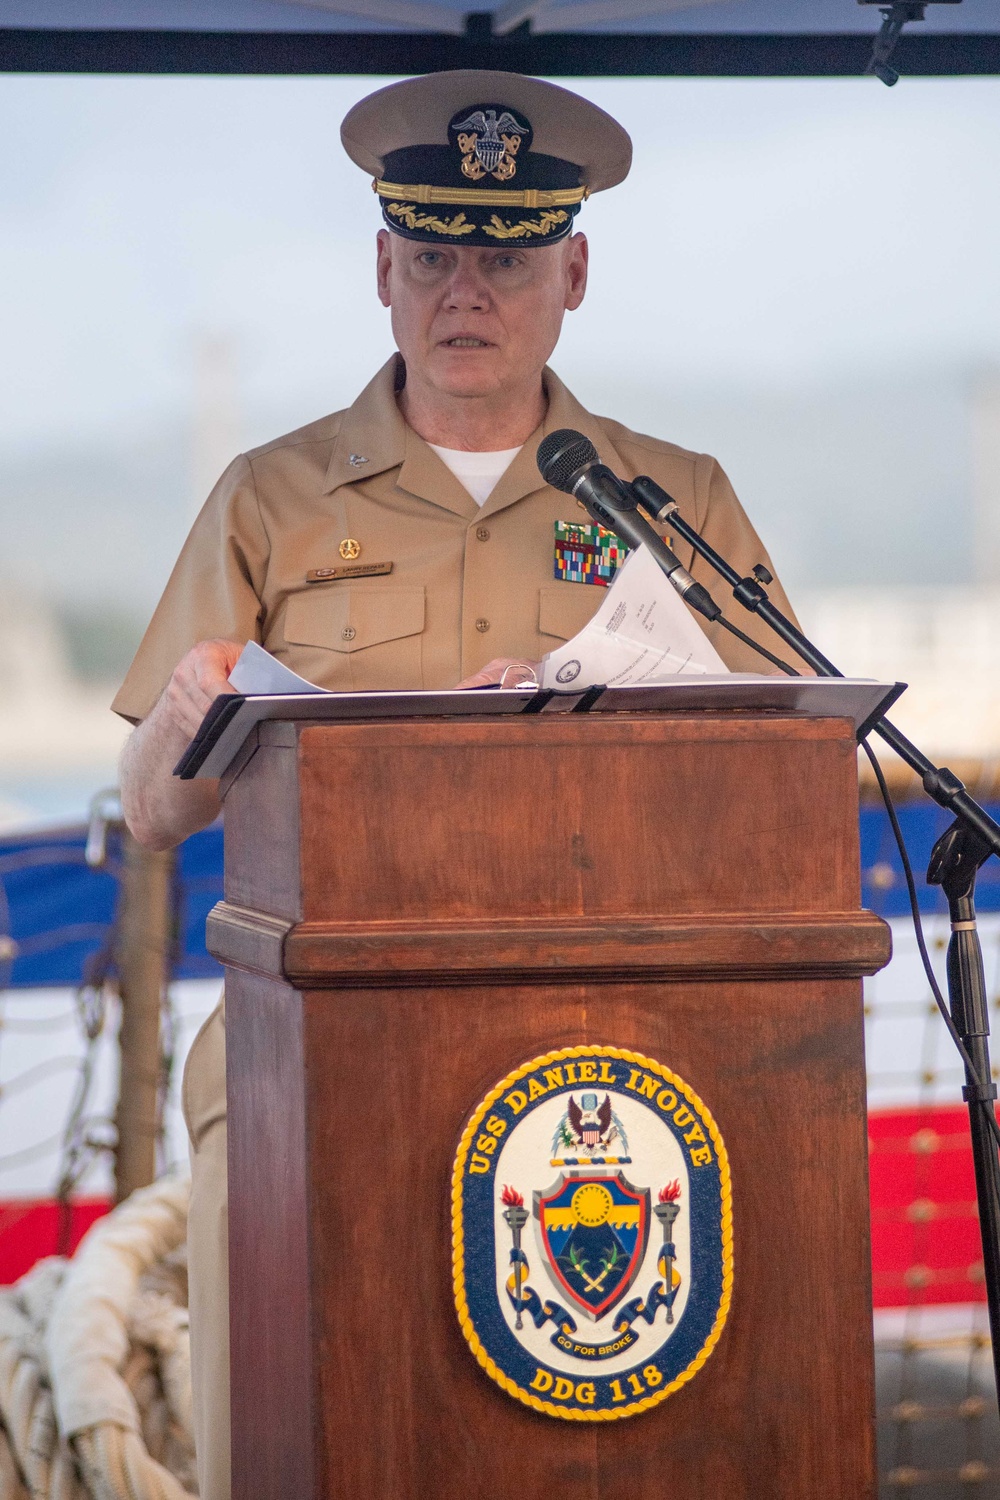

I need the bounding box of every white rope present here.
[0,1177,196,1500]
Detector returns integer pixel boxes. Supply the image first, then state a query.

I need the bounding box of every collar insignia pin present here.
[349,453,369,467]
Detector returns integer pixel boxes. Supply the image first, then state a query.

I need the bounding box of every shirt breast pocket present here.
[281,586,426,691]
[538,583,604,645]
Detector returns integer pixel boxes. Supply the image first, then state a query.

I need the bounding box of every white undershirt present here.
[429,444,523,507]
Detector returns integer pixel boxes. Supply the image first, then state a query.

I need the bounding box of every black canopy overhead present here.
[0,0,996,76]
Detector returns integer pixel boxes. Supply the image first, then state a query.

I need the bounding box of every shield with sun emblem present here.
[535,1172,650,1321]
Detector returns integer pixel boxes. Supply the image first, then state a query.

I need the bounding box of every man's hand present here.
[161,638,244,740]
[455,657,539,690]
[120,639,245,852]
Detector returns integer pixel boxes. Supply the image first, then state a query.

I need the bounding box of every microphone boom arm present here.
[631,473,1000,856]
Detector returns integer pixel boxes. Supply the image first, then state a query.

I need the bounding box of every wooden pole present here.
[114,830,175,1203]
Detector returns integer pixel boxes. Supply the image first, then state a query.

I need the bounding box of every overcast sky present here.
[1,73,999,450]
[0,71,999,613]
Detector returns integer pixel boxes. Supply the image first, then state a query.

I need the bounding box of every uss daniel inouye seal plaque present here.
[452,1045,733,1420]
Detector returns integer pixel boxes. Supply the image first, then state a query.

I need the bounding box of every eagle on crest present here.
[552,1091,629,1159]
[569,1092,613,1148]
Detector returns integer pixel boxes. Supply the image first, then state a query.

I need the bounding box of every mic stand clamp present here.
[857,0,961,87]
[864,1,926,86]
[927,820,1000,1399]
[633,476,842,677]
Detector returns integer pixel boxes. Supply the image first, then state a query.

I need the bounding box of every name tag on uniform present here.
[553,521,628,587]
[306,561,394,583]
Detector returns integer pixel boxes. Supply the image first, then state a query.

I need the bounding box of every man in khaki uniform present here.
[115,69,798,1500]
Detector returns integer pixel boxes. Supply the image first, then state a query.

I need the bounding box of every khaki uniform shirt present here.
[112,356,797,722]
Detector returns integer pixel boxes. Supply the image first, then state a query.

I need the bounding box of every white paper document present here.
[540,545,727,691]
[228,640,323,696]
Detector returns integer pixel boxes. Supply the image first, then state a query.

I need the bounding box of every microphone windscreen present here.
[536,428,599,493]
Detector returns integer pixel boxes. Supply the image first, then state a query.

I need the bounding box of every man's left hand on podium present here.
[456,658,539,690]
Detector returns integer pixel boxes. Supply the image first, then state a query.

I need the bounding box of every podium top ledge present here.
[176,674,903,782]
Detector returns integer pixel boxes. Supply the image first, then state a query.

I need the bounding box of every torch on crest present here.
[651,1181,682,1324]
[501,1185,531,1329]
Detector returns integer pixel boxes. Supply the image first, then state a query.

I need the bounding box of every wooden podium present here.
[206,708,890,1500]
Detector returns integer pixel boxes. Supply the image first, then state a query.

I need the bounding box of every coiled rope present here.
[0,1175,195,1499]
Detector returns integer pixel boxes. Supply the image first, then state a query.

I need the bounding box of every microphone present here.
[536,430,721,623]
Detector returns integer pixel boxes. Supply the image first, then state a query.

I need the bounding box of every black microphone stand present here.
[622,472,1000,1405]
[926,821,1000,1355]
